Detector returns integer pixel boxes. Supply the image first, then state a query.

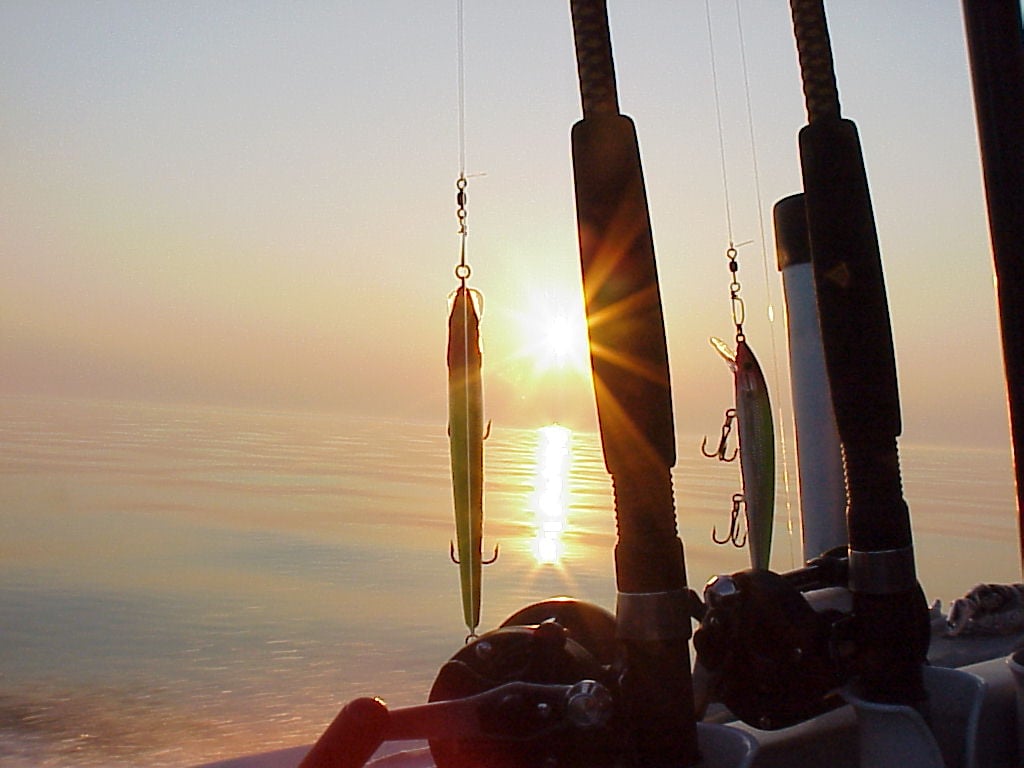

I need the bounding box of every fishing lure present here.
[447,173,496,638]
[702,240,775,570]
[708,335,775,570]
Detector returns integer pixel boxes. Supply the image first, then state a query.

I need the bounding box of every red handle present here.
[298,697,389,768]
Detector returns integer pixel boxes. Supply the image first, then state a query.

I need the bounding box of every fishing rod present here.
[569,0,699,764]
[690,0,934,729]
[789,0,929,704]
[962,0,1024,574]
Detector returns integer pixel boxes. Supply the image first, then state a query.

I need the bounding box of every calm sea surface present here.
[1,395,1019,767]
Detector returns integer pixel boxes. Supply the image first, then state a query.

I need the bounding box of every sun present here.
[518,298,590,374]
[542,314,582,367]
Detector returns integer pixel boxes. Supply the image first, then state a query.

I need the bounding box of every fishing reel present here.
[427,598,623,768]
[297,599,624,768]
[693,554,853,730]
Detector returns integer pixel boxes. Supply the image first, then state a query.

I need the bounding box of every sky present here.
[0,1,1013,450]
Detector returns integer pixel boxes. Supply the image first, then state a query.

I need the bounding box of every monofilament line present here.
[705,0,797,568]
[456,0,467,179]
[733,0,797,569]
[705,0,735,246]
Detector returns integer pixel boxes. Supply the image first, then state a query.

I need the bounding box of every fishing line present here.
[447,0,495,640]
[704,0,790,568]
[455,0,470,279]
[732,0,797,570]
[704,0,736,249]
[457,0,467,181]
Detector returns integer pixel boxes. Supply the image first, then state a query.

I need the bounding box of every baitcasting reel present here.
[427,598,622,768]
[693,555,852,730]
[295,598,625,768]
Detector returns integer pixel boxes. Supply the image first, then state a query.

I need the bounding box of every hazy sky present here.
[0,1,1011,449]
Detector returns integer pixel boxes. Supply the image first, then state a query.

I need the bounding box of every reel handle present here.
[298,697,389,768]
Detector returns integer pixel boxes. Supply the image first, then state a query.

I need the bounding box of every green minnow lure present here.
[712,336,775,570]
[447,285,495,636]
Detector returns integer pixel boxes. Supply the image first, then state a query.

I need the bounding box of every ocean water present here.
[0,395,1019,767]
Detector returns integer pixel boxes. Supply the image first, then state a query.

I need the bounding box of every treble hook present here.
[712,493,747,548]
[449,541,500,564]
[701,408,738,462]
[483,542,499,564]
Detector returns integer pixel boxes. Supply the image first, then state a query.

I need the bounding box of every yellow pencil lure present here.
[447,285,496,636]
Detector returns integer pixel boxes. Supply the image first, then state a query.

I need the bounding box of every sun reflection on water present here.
[531,424,572,565]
